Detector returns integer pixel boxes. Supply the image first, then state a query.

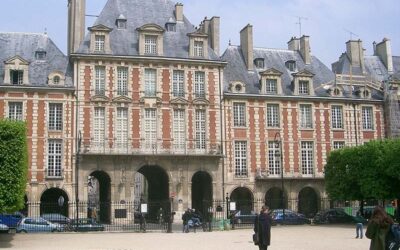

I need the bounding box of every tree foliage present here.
[325,139,400,201]
[0,119,28,213]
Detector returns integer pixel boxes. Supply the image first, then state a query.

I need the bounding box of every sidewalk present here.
[0,225,369,250]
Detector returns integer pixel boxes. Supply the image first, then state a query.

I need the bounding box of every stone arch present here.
[265,187,287,210]
[40,188,69,217]
[230,187,254,214]
[191,171,213,216]
[298,186,320,218]
[89,170,112,223]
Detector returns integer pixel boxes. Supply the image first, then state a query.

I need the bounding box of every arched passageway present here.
[89,171,111,223]
[265,187,286,210]
[40,188,69,217]
[191,171,213,216]
[298,187,319,218]
[230,187,254,214]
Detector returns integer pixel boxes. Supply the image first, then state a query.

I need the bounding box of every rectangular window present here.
[266,79,277,94]
[194,41,204,57]
[301,141,314,176]
[116,108,128,148]
[144,109,157,149]
[267,104,280,127]
[300,104,313,128]
[172,70,185,97]
[362,106,374,130]
[299,81,310,95]
[47,140,62,177]
[144,69,156,97]
[173,109,186,150]
[48,103,63,131]
[194,71,205,98]
[95,66,106,95]
[8,102,23,121]
[233,103,246,127]
[235,141,247,177]
[94,107,106,148]
[117,67,128,96]
[268,141,281,176]
[144,35,157,55]
[95,35,105,52]
[10,70,23,85]
[331,105,343,129]
[195,109,206,149]
[333,141,345,150]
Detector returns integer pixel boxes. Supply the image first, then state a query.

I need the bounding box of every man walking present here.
[254,206,272,250]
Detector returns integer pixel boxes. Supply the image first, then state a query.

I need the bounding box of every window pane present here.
[331,106,343,129]
[144,109,157,149]
[145,35,157,55]
[116,108,128,148]
[194,72,205,98]
[235,141,247,177]
[266,79,277,94]
[145,69,156,97]
[117,67,128,96]
[195,110,206,149]
[49,103,63,131]
[267,104,279,127]
[173,109,185,150]
[47,140,62,177]
[268,141,281,175]
[362,107,373,130]
[299,81,309,95]
[95,35,105,52]
[233,103,246,127]
[94,107,105,147]
[301,142,313,175]
[95,66,106,95]
[300,104,312,128]
[8,102,23,121]
[173,70,184,97]
[194,41,204,57]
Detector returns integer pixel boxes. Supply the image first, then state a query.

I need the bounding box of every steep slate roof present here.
[76,0,220,60]
[221,45,335,96]
[0,32,72,87]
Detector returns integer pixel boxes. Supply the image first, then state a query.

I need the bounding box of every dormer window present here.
[299,81,310,95]
[116,14,127,29]
[144,35,157,55]
[194,41,204,57]
[95,35,105,52]
[11,70,23,85]
[166,23,176,32]
[137,24,165,56]
[53,76,60,85]
[35,51,46,60]
[362,89,371,98]
[292,69,315,96]
[48,71,65,86]
[230,81,245,93]
[259,68,283,95]
[285,60,296,71]
[330,87,342,97]
[254,58,265,68]
[266,79,277,94]
[235,84,242,92]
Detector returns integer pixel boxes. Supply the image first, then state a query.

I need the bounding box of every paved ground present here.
[0,225,370,250]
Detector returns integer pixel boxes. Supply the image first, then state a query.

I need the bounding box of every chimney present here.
[68,0,86,55]
[299,35,311,64]
[375,38,393,73]
[287,37,300,51]
[202,17,210,33]
[175,3,183,22]
[346,40,365,72]
[373,41,377,55]
[209,16,220,55]
[240,24,254,71]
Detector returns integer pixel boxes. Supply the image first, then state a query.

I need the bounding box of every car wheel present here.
[51,229,58,233]
[20,230,27,233]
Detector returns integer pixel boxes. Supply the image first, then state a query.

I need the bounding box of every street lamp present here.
[75,131,82,231]
[273,132,285,221]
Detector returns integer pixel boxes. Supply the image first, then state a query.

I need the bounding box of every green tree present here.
[0,119,28,213]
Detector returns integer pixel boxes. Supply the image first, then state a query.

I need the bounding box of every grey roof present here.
[0,32,72,87]
[221,45,335,96]
[76,0,220,61]
[393,56,400,79]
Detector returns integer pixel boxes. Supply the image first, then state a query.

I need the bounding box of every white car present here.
[0,223,9,234]
[17,217,60,233]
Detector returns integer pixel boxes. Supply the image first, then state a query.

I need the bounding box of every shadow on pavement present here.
[0,233,14,248]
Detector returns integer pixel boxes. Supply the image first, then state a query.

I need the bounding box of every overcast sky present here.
[0,0,398,67]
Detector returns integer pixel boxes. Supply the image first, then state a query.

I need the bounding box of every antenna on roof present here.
[343,28,358,40]
[295,16,308,37]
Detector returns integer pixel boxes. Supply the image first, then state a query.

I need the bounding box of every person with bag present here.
[253,205,272,250]
[366,206,394,250]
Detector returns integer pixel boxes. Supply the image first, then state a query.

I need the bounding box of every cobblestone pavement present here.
[0,225,369,250]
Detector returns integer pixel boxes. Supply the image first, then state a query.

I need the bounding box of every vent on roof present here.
[35,51,46,60]
[116,14,127,29]
[166,18,177,32]
[285,60,296,72]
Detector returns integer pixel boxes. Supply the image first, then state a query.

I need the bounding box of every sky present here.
[0,0,399,67]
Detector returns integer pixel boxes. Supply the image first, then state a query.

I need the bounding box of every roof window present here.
[285,60,296,72]
[254,58,265,69]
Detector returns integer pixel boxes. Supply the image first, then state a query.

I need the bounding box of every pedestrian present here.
[182,208,190,233]
[366,205,394,250]
[355,210,364,239]
[254,205,272,250]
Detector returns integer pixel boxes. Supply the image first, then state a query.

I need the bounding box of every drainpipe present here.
[218,66,225,201]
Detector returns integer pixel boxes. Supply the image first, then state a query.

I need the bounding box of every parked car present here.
[271,209,311,225]
[0,212,24,229]
[17,217,61,233]
[232,210,257,224]
[70,218,104,232]
[41,214,71,231]
[0,224,9,234]
[313,208,367,224]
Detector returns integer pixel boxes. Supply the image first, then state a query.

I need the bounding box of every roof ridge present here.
[0,32,48,36]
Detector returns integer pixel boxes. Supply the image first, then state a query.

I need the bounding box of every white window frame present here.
[266,104,280,127]
[93,107,106,149]
[144,109,157,149]
[194,71,205,98]
[301,141,314,176]
[299,80,310,95]
[47,139,62,178]
[233,103,246,127]
[116,108,128,149]
[95,35,105,52]
[10,70,24,85]
[299,104,313,129]
[48,103,63,131]
[268,141,281,176]
[362,106,374,130]
[173,109,186,150]
[194,41,204,57]
[195,109,206,150]
[266,79,277,94]
[172,70,185,97]
[95,66,106,95]
[331,105,343,129]
[234,141,247,177]
[333,141,345,150]
[8,102,23,121]
[117,67,128,96]
[144,35,157,55]
[144,69,157,97]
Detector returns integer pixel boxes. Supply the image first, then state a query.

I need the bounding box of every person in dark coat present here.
[254,205,272,250]
[366,205,394,250]
[182,209,191,233]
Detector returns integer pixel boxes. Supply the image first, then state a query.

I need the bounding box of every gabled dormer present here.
[3,55,30,85]
[88,24,113,54]
[259,68,283,95]
[137,24,165,56]
[292,69,315,96]
[188,31,208,58]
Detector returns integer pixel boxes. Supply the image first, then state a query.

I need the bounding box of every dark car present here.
[271,209,311,225]
[0,212,24,229]
[70,218,104,232]
[313,208,367,224]
[232,210,257,224]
